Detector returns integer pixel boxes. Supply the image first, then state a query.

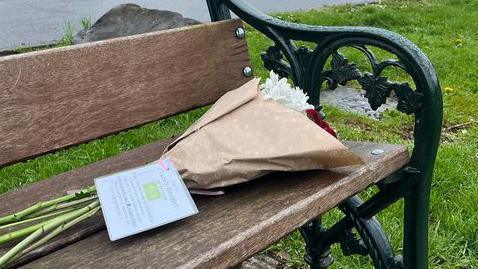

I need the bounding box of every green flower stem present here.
[21,205,101,257]
[27,195,98,219]
[0,196,75,226]
[0,186,96,226]
[0,207,80,232]
[0,220,54,245]
[0,200,100,268]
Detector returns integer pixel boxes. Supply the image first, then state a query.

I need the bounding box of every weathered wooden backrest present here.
[0,19,250,168]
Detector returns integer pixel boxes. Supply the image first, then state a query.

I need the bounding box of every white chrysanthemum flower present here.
[260,71,314,113]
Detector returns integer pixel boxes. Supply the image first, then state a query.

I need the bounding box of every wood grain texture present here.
[0,19,250,167]
[0,139,409,269]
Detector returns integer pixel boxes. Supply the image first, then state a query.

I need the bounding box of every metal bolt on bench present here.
[372,149,385,155]
[243,66,253,77]
[235,27,245,39]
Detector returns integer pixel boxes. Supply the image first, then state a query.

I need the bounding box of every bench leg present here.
[340,196,404,269]
[403,184,429,269]
[300,218,334,268]
[301,196,404,269]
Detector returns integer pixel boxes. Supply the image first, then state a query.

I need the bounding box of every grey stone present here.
[73,3,200,44]
[320,86,398,119]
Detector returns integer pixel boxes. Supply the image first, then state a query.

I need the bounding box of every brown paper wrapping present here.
[163,78,363,189]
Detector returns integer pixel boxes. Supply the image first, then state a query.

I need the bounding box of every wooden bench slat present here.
[0,139,409,269]
[0,19,250,167]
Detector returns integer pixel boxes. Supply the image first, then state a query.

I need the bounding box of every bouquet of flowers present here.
[0,72,362,267]
[163,72,362,190]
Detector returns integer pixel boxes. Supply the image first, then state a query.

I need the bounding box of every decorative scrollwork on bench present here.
[322,52,362,90]
[339,196,404,269]
[322,48,424,115]
[261,44,314,79]
[394,83,424,115]
[262,42,424,115]
[261,45,292,79]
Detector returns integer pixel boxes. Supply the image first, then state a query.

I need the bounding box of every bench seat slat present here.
[0,139,409,269]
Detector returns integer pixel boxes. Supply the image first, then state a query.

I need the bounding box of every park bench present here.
[0,0,442,268]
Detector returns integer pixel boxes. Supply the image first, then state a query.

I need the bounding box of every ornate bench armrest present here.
[219,0,443,267]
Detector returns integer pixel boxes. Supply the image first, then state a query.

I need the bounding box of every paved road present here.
[0,0,374,51]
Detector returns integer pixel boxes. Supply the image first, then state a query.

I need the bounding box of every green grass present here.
[80,17,92,32]
[59,17,92,46]
[1,0,477,267]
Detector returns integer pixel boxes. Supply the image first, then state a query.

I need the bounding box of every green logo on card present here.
[142,182,161,201]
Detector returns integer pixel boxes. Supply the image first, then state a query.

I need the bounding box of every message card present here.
[95,158,198,241]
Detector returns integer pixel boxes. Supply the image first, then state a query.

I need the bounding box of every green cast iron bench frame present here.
[0,0,442,268]
[210,1,442,268]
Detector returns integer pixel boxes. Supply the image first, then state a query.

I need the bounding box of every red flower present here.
[305,109,337,138]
